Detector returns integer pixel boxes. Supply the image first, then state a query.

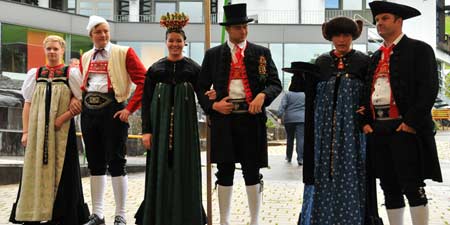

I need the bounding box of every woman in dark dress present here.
[135,12,207,225]
[10,35,89,225]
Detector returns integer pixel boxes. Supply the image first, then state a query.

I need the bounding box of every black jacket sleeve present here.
[141,66,157,134]
[197,49,215,115]
[403,42,439,130]
[261,49,282,106]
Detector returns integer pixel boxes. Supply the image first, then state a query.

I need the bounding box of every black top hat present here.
[369,1,421,24]
[219,3,254,26]
[282,61,320,75]
[322,17,363,41]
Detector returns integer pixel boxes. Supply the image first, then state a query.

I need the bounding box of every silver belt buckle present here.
[84,92,113,110]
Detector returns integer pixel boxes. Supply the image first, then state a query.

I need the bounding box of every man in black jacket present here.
[363,2,442,225]
[197,3,281,225]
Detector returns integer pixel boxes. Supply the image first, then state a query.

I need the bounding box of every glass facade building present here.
[0,21,370,90]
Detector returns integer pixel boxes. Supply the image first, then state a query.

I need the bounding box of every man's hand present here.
[362,124,373,134]
[21,132,28,147]
[69,97,82,115]
[396,122,416,134]
[249,93,265,114]
[142,133,152,150]
[114,108,131,123]
[205,89,216,100]
[212,96,234,115]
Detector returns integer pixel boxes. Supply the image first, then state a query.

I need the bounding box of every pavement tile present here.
[0,132,449,225]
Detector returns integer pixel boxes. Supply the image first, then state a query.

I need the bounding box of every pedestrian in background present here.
[277,86,305,166]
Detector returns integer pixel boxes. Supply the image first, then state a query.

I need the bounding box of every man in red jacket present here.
[81,15,146,225]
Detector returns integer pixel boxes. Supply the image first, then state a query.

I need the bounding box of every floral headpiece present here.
[160,12,189,32]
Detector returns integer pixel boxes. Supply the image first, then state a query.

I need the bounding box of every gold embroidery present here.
[258,56,267,75]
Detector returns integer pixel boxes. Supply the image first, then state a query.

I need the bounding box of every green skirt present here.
[138,82,204,225]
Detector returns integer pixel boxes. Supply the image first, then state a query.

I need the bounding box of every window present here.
[325,0,340,9]
[179,2,203,23]
[366,0,371,9]
[343,0,362,10]
[352,44,367,53]
[284,43,331,65]
[155,2,176,21]
[284,43,331,90]
[80,2,94,8]
[67,0,76,13]
[117,42,166,68]
[68,0,76,8]
[78,0,114,20]
[71,35,92,60]
[186,42,220,65]
[269,43,284,88]
[1,24,65,76]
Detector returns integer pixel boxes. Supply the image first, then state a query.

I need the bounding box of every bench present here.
[432,109,450,129]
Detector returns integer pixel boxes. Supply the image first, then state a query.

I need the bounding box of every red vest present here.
[370,45,399,119]
[228,43,253,104]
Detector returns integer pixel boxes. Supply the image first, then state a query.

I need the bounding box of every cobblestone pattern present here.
[0,139,449,225]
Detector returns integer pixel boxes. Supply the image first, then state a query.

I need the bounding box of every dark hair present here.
[165,29,187,40]
[393,14,402,21]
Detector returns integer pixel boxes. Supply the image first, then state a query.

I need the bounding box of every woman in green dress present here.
[135,12,208,225]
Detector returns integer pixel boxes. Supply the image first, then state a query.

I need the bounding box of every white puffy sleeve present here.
[21,68,38,103]
[68,67,83,100]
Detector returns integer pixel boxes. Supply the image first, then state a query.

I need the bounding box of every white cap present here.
[86,15,109,33]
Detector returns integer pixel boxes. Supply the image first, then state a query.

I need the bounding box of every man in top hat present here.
[362,2,442,225]
[197,3,282,225]
[81,15,146,225]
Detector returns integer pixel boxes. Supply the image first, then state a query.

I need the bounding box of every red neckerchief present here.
[370,44,399,119]
[228,43,253,104]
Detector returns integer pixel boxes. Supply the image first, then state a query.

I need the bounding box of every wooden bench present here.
[432,109,450,119]
[432,109,450,129]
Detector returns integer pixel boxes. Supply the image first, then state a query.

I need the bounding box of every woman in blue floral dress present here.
[296,17,371,225]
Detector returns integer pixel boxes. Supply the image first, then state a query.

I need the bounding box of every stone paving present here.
[0,132,449,225]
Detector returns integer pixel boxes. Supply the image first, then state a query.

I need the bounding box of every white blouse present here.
[21,67,83,103]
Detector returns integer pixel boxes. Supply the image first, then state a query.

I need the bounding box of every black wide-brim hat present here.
[322,17,363,41]
[369,1,421,24]
[282,61,320,75]
[219,3,254,26]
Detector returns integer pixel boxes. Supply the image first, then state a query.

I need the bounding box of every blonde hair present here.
[43,35,66,49]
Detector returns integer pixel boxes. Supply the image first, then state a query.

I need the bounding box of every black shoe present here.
[114,215,126,225]
[298,161,303,166]
[285,157,292,163]
[84,214,105,225]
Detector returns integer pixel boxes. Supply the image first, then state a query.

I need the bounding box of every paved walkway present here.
[1,132,449,225]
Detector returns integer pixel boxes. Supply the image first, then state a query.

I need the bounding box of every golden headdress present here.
[160,12,189,32]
